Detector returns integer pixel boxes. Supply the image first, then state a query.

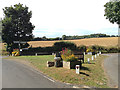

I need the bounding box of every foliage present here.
[104,1,120,25]
[2,3,35,54]
[0,19,2,41]
[61,48,78,62]
[53,41,77,51]
[86,48,94,53]
[77,45,86,52]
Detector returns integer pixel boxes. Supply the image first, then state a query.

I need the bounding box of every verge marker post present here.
[87,58,90,64]
[97,53,99,56]
[95,54,97,58]
[92,56,94,60]
[84,52,85,55]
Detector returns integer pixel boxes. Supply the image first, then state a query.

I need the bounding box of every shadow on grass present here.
[80,72,89,76]
[81,66,91,71]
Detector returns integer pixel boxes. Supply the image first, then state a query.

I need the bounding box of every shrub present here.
[87,45,105,53]
[61,48,78,62]
[107,47,118,53]
[77,45,86,52]
[53,41,77,51]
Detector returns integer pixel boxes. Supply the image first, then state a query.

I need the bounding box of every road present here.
[103,53,119,88]
[2,58,75,88]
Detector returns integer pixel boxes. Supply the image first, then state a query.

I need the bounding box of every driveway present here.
[103,53,118,88]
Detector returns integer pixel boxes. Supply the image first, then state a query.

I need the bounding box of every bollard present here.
[84,52,85,55]
[87,58,90,64]
[97,53,99,56]
[95,54,97,58]
[35,53,37,56]
[92,56,94,60]
[76,65,80,74]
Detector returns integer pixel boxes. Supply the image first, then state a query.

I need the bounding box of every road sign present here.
[13,41,27,44]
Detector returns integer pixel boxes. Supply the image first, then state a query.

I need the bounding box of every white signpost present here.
[76,65,80,74]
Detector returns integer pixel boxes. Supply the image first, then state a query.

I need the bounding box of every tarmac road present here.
[2,58,74,88]
[103,53,119,88]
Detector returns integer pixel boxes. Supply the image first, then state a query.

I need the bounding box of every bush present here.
[77,45,86,52]
[87,45,105,53]
[53,41,77,51]
[107,47,118,53]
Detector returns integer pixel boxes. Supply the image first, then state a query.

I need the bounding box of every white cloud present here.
[0,0,118,38]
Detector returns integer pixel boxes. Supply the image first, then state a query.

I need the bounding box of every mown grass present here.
[5,54,109,88]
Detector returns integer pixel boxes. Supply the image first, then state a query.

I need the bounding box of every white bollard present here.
[92,56,94,60]
[87,58,90,64]
[84,52,85,55]
[97,53,99,56]
[52,53,54,55]
[35,53,37,56]
[95,54,97,58]
[76,65,80,74]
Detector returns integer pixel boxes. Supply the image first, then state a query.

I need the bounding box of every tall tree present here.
[104,1,120,28]
[2,3,35,54]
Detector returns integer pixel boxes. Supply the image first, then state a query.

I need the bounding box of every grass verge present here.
[4,54,109,88]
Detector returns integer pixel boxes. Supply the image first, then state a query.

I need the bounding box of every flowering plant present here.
[86,48,94,52]
[61,48,78,62]
[12,49,20,56]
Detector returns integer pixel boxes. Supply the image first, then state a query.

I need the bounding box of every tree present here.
[104,1,120,28]
[62,35,66,40]
[2,3,35,54]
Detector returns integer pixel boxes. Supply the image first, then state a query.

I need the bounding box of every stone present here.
[63,61,82,69]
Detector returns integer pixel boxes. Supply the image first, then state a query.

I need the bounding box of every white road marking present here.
[43,76,55,82]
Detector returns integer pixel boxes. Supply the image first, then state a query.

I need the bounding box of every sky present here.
[0,0,118,38]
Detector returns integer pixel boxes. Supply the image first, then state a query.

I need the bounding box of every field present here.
[28,37,118,48]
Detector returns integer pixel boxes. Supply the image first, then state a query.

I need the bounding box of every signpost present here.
[13,41,27,55]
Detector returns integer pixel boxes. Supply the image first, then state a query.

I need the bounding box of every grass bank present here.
[4,54,109,88]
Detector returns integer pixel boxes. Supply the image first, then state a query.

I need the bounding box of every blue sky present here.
[0,0,118,38]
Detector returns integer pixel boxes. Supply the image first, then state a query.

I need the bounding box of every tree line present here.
[32,33,118,41]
